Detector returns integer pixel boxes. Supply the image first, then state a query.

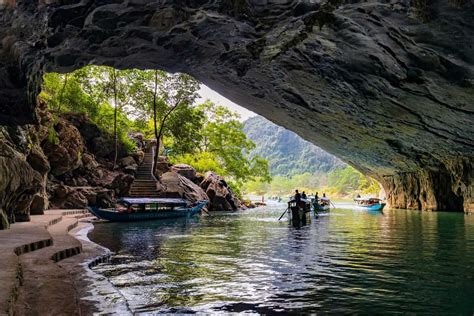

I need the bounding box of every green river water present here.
[89,203,474,314]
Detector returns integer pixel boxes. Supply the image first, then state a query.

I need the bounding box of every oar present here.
[201,208,212,216]
[330,201,337,209]
[278,207,289,221]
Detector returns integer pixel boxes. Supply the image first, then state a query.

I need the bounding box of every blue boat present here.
[354,198,386,211]
[87,198,208,222]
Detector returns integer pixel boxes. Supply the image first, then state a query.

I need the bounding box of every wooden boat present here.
[312,197,331,213]
[354,198,386,211]
[287,199,311,222]
[87,198,208,222]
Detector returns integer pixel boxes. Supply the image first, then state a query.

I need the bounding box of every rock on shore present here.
[157,166,243,212]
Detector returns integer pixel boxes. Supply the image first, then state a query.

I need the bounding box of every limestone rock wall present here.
[0,127,43,228]
[0,0,473,212]
[382,157,473,212]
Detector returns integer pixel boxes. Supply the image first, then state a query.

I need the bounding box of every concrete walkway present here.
[0,209,107,315]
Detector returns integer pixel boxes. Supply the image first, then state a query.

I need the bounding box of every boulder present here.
[27,146,50,175]
[62,113,128,160]
[171,164,196,180]
[95,188,115,208]
[55,184,71,199]
[82,153,99,171]
[119,156,137,169]
[130,150,145,165]
[63,190,88,209]
[154,156,171,178]
[29,193,48,215]
[50,185,114,209]
[200,172,239,212]
[159,171,208,204]
[0,129,43,226]
[111,173,135,197]
[194,172,205,185]
[42,118,84,176]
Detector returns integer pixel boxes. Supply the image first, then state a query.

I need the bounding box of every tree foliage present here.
[170,101,271,187]
[41,66,271,188]
[243,166,380,198]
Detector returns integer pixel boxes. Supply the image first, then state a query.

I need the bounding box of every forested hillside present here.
[243,116,345,176]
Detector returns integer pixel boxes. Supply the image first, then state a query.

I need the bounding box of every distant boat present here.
[87,198,208,222]
[354,198,386,211]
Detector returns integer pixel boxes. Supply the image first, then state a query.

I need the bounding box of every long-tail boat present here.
[312,197,331,213]
[287,198,311,222]
[354,197,386,211]
[87,198,208,222]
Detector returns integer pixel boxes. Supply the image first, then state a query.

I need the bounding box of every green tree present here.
[171,101,271,187]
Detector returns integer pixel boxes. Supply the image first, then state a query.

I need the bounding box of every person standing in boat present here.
[301,191,307,200]
[315,192,319,202]
[294,190,301,202]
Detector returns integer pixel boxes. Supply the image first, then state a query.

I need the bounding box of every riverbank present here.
[0,209,126,315]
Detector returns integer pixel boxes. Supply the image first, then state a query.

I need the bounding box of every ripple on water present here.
[89,206,474,314]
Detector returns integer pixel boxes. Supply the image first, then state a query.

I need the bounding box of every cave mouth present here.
[39,65,384,202]
[1,0,472,214]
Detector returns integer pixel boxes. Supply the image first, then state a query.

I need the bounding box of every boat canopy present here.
[118,198,188,207]
[354,198,382,202]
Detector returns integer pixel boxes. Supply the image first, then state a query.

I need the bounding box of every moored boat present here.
[354,198,386,211]
[87,198,208,222]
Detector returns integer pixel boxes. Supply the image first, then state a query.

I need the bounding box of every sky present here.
[197,84,256,121]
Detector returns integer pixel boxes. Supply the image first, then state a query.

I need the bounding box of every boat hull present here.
[354,203,386,211]
[87,202,206,222]
[313,204,330,213]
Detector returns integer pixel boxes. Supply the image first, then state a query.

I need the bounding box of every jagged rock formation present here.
[201,172,240,211]
[0,0,473,213]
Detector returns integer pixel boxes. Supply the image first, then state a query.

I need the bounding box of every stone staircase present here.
[128,146,161,198]
[0,209,96,315]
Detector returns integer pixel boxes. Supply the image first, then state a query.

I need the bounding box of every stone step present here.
[129,189,161,193]
[0,223,55,315]
[129,191,161,195]
[131,182,156,185]
[131,186,157,189]
[14,215,84,315]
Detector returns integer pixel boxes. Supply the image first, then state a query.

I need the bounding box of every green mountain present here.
[243,116,345,176]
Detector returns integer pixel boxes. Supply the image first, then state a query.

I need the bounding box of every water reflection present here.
[89,206,474,314]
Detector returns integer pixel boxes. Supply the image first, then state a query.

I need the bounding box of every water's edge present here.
[70,221,132,315]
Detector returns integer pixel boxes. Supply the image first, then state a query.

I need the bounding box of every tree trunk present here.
[112,69,118,169]
[155,99,181,164]
[152,70,159,176]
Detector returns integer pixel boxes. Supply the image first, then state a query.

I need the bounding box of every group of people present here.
[293,190,327,202]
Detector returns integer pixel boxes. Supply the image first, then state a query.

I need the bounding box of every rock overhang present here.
[0,0,473,211]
